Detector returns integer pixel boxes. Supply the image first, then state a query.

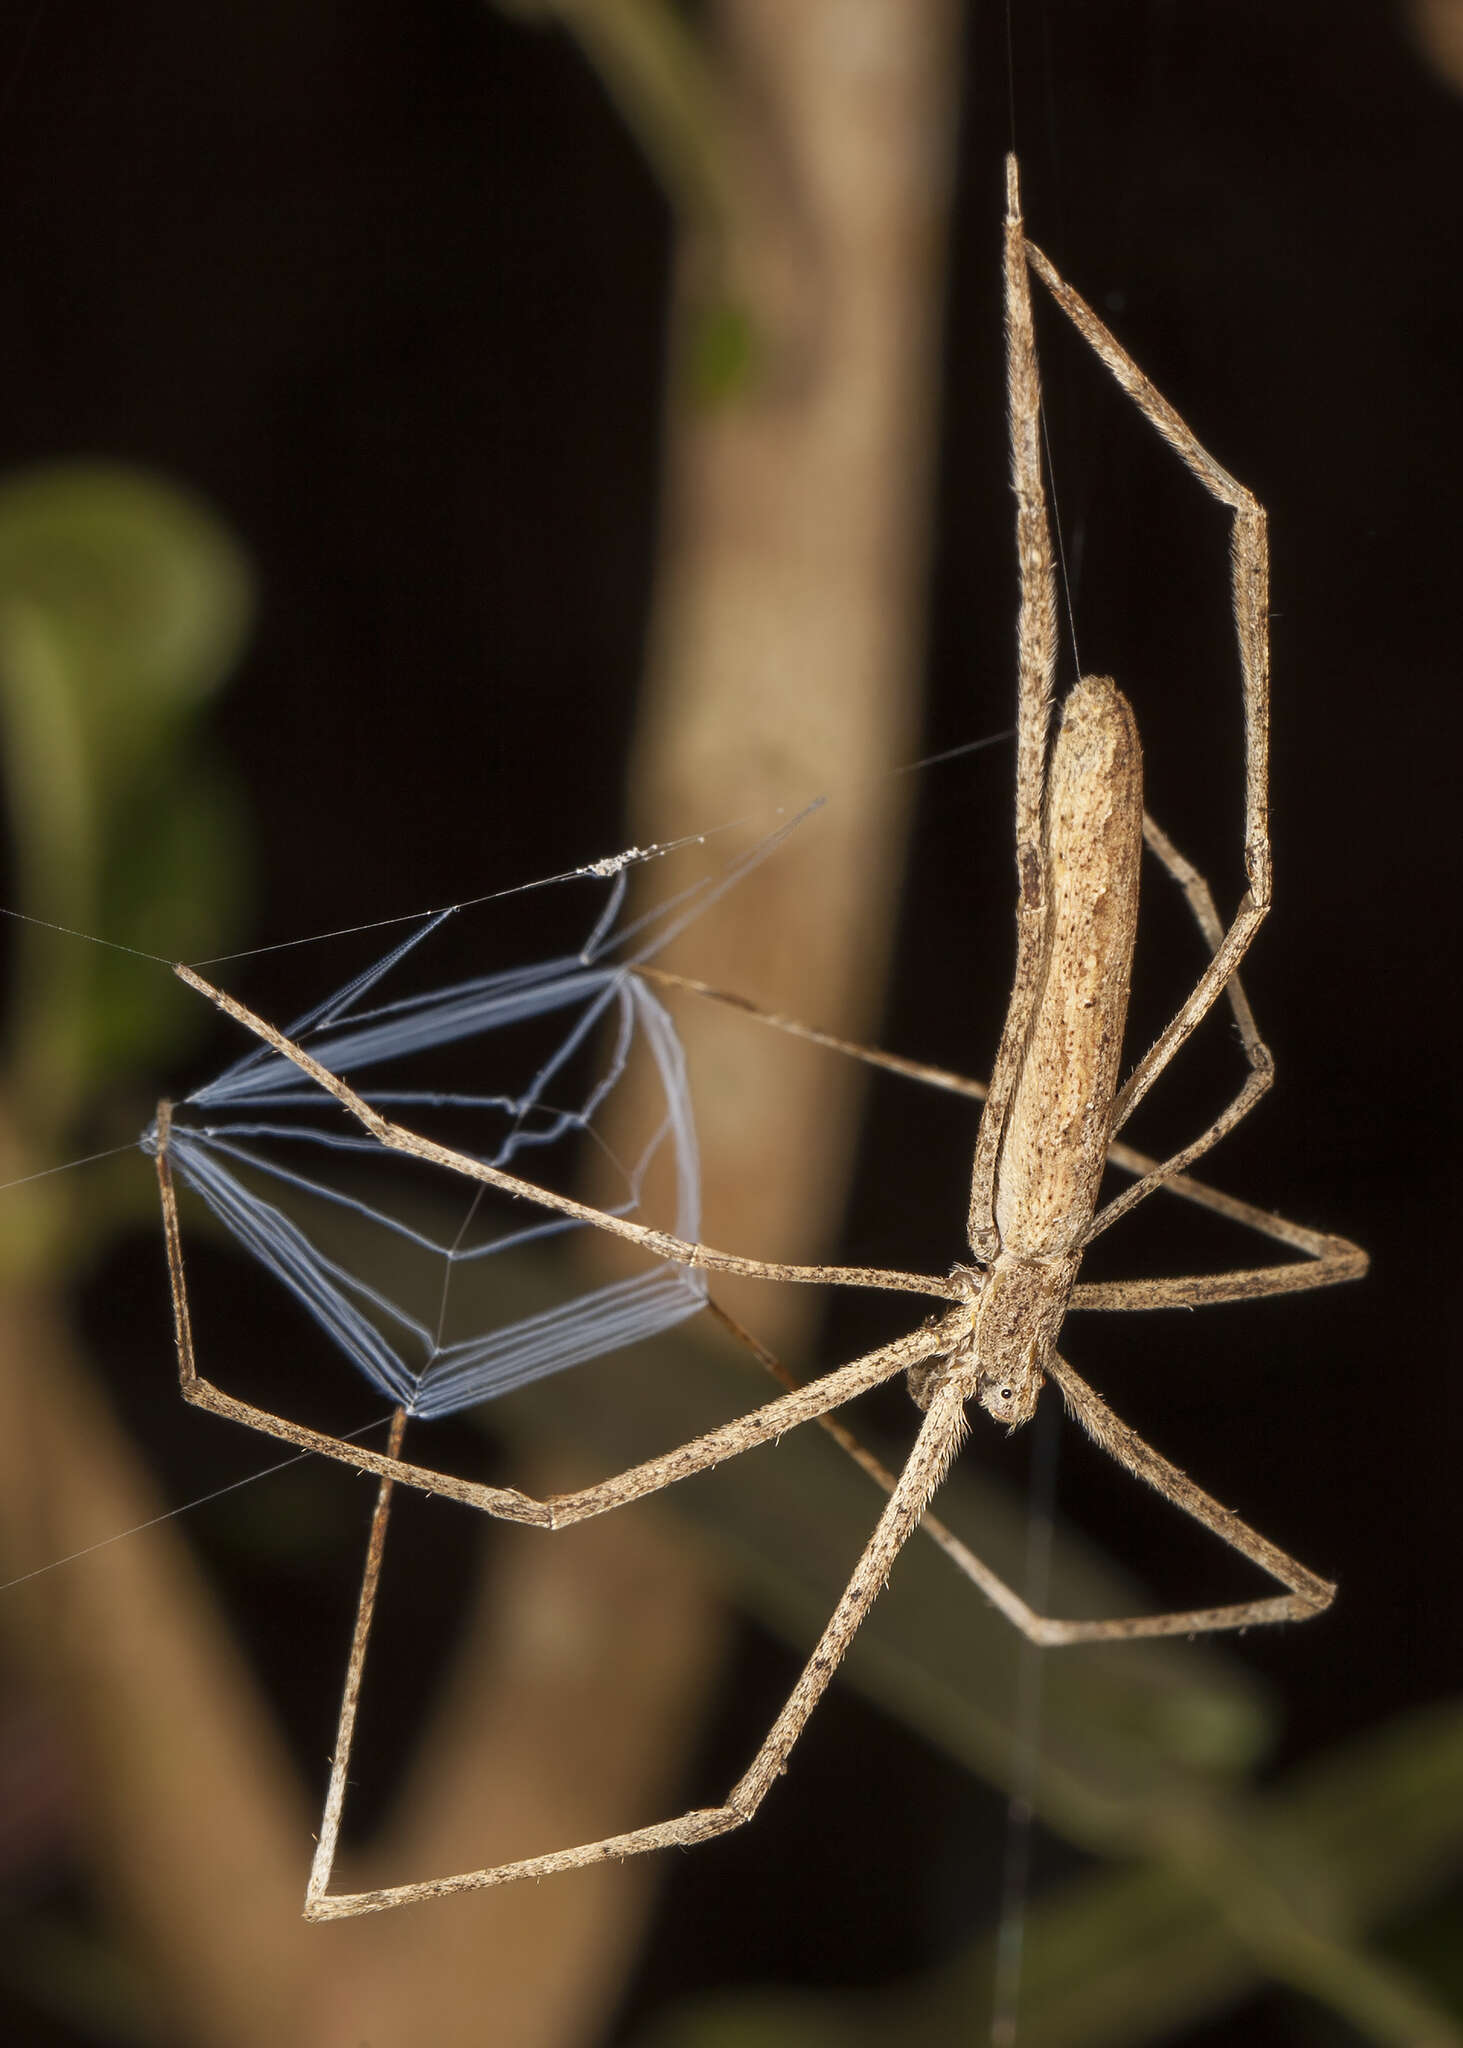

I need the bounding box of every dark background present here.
[0,2,1459,2042]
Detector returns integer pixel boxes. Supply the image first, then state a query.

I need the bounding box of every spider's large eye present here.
[999,1387,1011,1401]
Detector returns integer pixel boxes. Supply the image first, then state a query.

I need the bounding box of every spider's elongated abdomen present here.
[995,675,1143,1259]
[952,678,1144,1432]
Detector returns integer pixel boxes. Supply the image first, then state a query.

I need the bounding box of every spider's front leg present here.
[171,963,960,1311]
[1019,206,1277,1190]
[303,1324,974,1917]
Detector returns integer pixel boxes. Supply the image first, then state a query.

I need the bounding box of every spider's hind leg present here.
[1033,1349,1335,1643]
[303,1364,971,1914]
[1083,809,1275,1247]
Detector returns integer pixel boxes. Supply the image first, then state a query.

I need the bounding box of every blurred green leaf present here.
[0,461,254,1266]
[684,299,760,406]
[0,1909,155,2047]
[0,463,252,1136]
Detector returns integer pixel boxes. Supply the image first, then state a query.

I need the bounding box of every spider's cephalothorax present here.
[907,1252,1075,1427]
[968,1253,1071,1428]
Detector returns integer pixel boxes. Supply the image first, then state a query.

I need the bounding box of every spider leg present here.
[1077,817,1367,1285]
[305,1374,972,1914]
[1021,224,1275,1167]
[703,1297,1344,1648]
[1071,1239,1366,1313]
[172,967,958,1311]
[157,1104,955,1525]
[1022,230,1272,913]
[1024,1350,1334,1644]
[306,1404,408,1916]
[631,973,1367,1306]
[539,1307,953,1527]
[704,1295,1063,1635]
[1084,811,1275,1246]
[966,155,1059,1263]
